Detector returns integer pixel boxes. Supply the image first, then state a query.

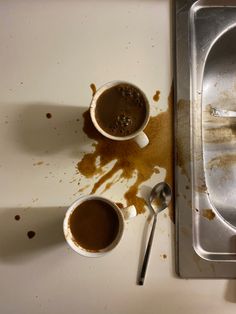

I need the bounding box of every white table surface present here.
[0,1,236,313]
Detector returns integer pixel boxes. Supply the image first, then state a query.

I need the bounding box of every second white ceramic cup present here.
[63,195,137,257]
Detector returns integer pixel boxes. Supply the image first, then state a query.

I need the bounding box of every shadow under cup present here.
[63,196,124,257]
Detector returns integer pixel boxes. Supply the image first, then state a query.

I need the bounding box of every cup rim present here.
[90,80,150,141]
[63,195,124,257]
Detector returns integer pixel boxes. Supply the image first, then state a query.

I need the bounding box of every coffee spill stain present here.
[77,86,174,218]
[14,215,20,221]
[204,126,236,143]
[90,83,97,96]
[208,154,236,170]
[33,161,44,166]
[202,209,215,220]
[176,99,190,178]
[27,231,36,239]
[153,90,160,102]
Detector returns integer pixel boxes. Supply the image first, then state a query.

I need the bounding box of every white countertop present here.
[0,1,236,313]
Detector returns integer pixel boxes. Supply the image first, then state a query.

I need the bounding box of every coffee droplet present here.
[14,215,20,221]
[153,90,160,102]
[27,231,36,239]
[46,113,52,119]
[90,83,97,96]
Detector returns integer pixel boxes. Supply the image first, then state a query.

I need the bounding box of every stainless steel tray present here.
[175,0,236,277]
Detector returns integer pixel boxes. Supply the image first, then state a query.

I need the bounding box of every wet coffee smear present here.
[77,87,174,217]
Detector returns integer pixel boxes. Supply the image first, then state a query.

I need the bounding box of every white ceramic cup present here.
[90,81,150,148]
[63,195,137,257]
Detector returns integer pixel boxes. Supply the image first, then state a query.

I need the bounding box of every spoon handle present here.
[138,215,157,285]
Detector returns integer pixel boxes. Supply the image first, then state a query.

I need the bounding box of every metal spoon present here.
[138,182,172,285]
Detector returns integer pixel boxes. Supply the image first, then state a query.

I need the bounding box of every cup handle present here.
[134,131,149,148]
[122,205,137,220]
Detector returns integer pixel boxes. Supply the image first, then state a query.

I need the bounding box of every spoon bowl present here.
[149,182,172,214]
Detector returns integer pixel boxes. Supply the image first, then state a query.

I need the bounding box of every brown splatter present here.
[27,231,36,239]
[77,86,174,217]
[46,113,52,119]
[195,208,199,212]
[78,184,90,192]
[153,90,160,102]
[14,215,20,221]
[90,83,97,96]
[70,178,77,183]
[204,126,236,143]
[116,202,124,209]
[208,154,236,170]
[33,161,44,166]
[202,209,215,220]
[162,254,167,259]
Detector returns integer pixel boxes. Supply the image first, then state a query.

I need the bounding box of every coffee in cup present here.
[63,195,136,257]
[90,81,150,148]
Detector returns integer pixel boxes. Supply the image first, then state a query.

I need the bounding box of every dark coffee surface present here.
[95,84,147,137]
[69,200,119,251]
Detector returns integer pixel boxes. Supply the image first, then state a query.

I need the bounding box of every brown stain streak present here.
[77,85,174,217]
[153,90,160,102]
[208,154,236,170]
[33,161,44,166]
[90,83,97,96]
